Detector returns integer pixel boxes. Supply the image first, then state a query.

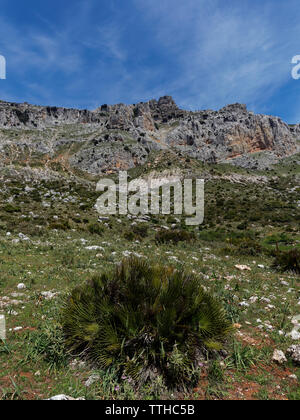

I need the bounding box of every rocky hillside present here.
[0,97,299,175]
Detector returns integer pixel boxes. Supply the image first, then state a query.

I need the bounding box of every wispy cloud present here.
[134,0,299,114]
[0,0,300,121]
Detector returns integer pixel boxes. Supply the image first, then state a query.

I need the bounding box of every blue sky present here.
[1,0,300,122]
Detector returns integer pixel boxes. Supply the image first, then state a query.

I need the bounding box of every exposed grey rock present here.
[272,349,287,364]
[287,345,300,365]
[0,100,100,129]
[164,104,298,165]
[0,97,298,175]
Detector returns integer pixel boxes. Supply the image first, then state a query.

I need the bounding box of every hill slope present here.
[0,97,299,176]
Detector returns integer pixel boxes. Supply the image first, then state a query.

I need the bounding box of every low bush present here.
[3,204,21,213]
[124,225,149,241]
[272,249,300,274]
[231,237,263,256]
[124,230,135,241]
[155,229,195,245]
[132,224,148,238]
[88,222,104,236]
[62,258,232,389]
[49,219,71,231]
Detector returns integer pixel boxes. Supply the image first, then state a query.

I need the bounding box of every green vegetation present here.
[155,229,195,244]
[272,249,300,274]
[62,258,232,389]
[0,152,299,400]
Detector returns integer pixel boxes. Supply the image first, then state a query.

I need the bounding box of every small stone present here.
[40,291,57,300]
[272,349,287,365]
[85,374,100,387]
[249,296,258,304]
[287,345,300,365]
[47,394,85,401]
[85,246,104,251]
[7,310,18,316]
[18,233,30,242]
[239,301,250,307]
[235,265,251,271]
[17,283,26,290]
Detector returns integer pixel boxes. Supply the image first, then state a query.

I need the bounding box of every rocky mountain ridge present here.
[0,96,299,175]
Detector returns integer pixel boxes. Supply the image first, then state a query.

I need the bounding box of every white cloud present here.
[1,0,300,122]
[134,0,299,113]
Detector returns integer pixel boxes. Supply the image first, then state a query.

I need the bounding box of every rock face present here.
[0,97,298,175]
[164,103,298,165]
[0,100,101,128]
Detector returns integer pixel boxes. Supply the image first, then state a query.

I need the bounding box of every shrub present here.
[88,222,104,236]
[132,224,148,238]
[62,258,232,389]
[3,204,21,213]
[49,220,71,231]
[231,237,262,256]
[236,222,248,230]
[155,229,195,245]
[124,225,148,241]
[272,249,300,274]
[124,230,135,241]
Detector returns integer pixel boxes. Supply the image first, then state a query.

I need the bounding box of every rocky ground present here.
[0,149,298,400]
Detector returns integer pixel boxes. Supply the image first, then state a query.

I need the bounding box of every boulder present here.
[272,349,287,365]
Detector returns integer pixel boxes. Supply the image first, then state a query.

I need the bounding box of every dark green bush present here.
[231,237,263,256]
[155,229,195,245]
[49,219,71,231]
[62,258,232,388]
[132,224,148,238]
[3,204,21,213]
[272,249,300,274]
[124,225,149,242]
[124,230,135,241]
[88,222,104,236]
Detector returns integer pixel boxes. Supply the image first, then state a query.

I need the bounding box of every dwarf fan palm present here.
[62,258,232,388]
